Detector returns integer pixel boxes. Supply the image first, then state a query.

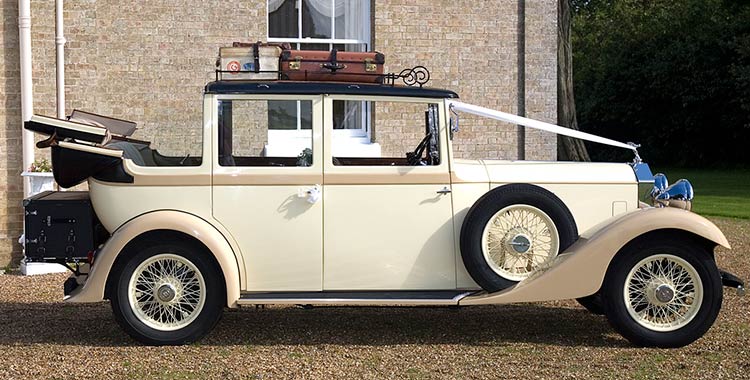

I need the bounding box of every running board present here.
[236,291,476,306]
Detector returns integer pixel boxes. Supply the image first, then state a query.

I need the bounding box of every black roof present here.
[204,81,459,99]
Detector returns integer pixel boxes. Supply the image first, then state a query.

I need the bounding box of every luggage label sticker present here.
[227,60,241,73]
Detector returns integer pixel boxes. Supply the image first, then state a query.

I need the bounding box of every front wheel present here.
[602,237,722,348]
[110,240,224,345]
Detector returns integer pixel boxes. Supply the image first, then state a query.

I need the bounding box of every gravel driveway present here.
[0,217,747,380]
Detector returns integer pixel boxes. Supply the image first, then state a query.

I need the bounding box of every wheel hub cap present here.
[508,234,531,253]
[653,284,675,303]
[156,284,177,303]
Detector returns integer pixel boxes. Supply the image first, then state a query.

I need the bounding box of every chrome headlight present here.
[632,164,695,210]
[652,176,694,210]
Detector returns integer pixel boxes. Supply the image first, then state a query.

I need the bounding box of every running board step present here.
[236,291,475,306]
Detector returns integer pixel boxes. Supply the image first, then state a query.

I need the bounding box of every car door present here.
[322,95,456,290]
[212,95,324,291]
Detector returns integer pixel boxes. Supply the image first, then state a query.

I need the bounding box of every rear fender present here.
[65,210,242,307]
[460,207,729,305]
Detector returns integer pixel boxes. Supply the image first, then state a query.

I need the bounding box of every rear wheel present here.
[603,237,722,348]
[110,240,224,345]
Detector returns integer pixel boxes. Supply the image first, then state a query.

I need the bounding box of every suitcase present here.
[218,42,283,81]
[23,191,107,262]
[280,49,385,83]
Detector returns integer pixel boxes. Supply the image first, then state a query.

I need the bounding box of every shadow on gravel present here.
[0,301,627,348]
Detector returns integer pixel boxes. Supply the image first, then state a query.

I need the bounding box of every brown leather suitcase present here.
[280,49,385,83]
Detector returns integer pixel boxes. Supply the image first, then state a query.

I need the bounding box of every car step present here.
[236,290,476,306]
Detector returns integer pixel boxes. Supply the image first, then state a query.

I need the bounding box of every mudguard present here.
[65,210,242,307]
[460,207,729,305]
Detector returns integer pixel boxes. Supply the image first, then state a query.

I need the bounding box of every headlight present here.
[651,176,694,210]
[632,164,695,210]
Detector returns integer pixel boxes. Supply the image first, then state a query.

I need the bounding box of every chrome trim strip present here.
[236,292,475,306]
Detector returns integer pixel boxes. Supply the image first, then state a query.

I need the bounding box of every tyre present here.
[460,184,578,292]
[577,292,606,315]
[602,236,722,348]
[110,239,224,345]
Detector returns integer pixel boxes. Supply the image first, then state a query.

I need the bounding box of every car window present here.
[331,100,440,166]
[218,99,313,167]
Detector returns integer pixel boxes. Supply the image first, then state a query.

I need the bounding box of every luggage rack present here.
[214,65,431,88]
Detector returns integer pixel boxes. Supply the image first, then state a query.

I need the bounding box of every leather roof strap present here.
[36,131,58,148]
[253,42,260,73]
[323,49,345,73]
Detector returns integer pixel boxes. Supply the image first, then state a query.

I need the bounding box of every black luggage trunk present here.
[23,191,106,263]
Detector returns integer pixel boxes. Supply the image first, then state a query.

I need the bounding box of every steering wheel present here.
[406,133,432,166]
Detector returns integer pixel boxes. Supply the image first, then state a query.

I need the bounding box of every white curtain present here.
[341,0,369,46]
[304,0,369,44]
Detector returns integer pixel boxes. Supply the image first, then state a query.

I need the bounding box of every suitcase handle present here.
[321,49,346,72]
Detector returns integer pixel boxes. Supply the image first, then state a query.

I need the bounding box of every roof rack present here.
[214,65,431,88]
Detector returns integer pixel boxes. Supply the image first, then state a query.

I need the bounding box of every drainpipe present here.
[517,0,526,160]
[55,0,65,119]
[19,0,34,196]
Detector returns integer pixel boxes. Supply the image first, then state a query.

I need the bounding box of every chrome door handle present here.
[298,185,321,204]
[437,187,452,195]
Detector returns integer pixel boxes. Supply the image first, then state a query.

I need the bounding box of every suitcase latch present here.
[365,58,376,72]
[289,57,302,70]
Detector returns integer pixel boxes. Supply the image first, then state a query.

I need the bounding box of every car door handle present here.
[298,185,321,204]
[437,187,452,195]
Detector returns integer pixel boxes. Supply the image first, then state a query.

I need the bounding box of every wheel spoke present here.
[127,253,206,332]
[481,205,561,281]
[623,253,703,332]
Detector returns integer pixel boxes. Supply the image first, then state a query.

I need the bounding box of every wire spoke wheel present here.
[480,204,560,281]
[127,253,207,332]
[624,254,703,332]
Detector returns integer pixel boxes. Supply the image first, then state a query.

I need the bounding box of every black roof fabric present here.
[204,81,459,99]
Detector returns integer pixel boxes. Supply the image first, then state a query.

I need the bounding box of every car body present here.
[24,80,744,347]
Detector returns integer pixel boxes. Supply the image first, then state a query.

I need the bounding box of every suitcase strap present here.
[252,42,261,73]
[321,49,346,73]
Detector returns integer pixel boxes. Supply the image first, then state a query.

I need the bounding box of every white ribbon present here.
[447,100,637,152]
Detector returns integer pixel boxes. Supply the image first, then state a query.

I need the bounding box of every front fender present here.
[66,210,242,307]
[460,207,729,305]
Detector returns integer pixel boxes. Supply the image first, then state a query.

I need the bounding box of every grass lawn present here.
[652,168,750,219]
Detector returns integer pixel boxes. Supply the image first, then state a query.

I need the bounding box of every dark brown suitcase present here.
[280,49,385,83]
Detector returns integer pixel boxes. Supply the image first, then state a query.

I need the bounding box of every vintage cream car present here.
[24,79,744,347]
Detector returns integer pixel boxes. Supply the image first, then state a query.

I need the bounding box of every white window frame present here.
[267,0,372,141]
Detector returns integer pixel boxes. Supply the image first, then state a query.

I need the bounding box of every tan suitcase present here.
[218,43,282,81]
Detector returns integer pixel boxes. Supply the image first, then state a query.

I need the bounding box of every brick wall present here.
[375,0,556,161]
[0,0,22,266]
[0,0,268,265]
[0,0,557,266]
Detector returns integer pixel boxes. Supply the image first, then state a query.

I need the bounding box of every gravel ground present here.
[0,217,747,380]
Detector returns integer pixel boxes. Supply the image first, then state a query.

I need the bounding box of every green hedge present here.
[573,0,750,167]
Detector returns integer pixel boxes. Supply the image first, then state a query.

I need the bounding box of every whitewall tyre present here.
[110,240,224,346]
[460,184,578,292]
[602,236,722,348]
